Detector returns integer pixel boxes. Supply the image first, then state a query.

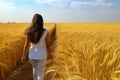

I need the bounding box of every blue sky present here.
[0,0,120,22]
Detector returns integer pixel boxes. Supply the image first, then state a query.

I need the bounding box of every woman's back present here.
[29,29,48,59]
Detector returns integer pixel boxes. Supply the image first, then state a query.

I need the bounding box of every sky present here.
[0,0,120,22]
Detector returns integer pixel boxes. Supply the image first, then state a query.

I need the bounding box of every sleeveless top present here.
[29,29,48,59]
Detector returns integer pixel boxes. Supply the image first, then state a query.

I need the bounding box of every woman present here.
[21,13,51,80]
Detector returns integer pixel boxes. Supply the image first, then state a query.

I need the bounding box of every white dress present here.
[29,29,48,60]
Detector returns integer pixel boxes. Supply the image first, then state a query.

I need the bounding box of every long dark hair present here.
[25,14,44,44]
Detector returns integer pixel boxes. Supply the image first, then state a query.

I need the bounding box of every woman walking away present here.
[21,13,51,80]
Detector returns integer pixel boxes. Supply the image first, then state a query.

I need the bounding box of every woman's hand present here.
[21,56,26,63]
[21,36,29,63]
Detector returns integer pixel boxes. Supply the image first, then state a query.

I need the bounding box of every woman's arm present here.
[21,36,30,63]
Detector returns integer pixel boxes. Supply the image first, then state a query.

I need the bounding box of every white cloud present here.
[36,0,49,4]
[96,0,104,3]
[71,0,117,8]
[36,0,118,8]
[36,0,70,8]
[0,0,16,9]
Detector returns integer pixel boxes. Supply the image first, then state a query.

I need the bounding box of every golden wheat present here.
[0,23,120,80]
[45,23,120,80]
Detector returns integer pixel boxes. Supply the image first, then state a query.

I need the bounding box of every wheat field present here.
[0,23,56,80]
[45,23,120,80]
[0,23,120,80]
